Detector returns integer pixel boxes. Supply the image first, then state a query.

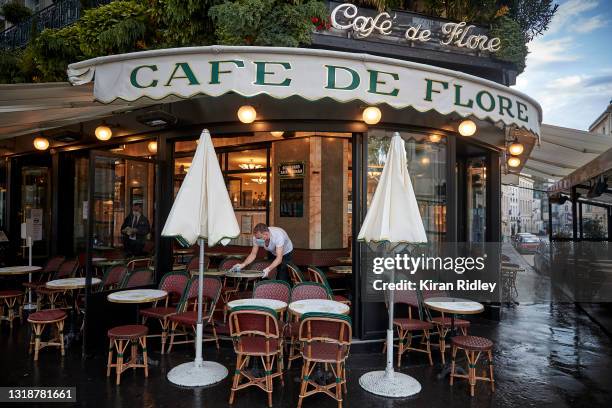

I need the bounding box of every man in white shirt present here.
[236,223,294,281]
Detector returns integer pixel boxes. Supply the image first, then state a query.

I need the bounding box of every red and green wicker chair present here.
[140,271,189,354]
[306,266,351,306]
[0,290,23,329]
[250,260,277,282]
[35,259,79,309]
[297,312,352,408]
[22,255,64,306]
[167,277,222,352]
[120,269,154,289]
[423,289,470,364]
[186,256,211,275]
[253,280,291,303]
[229,306,283,408]
[127,258,152,271]
[100,265,129,291]
[27,309,67,361]
[287,262,305,286]
[219,257,243,321]
[287,282,331,368]
[383,288,433,367]
[450,335,495,397]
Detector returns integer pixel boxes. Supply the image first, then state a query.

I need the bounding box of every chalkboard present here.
[279,178,304,217]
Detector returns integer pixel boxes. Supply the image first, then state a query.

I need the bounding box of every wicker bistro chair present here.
[287,282,331,368]
[167,277,222,352]
[0,290,23,329]
[297,312,352,408]
[422,290,470,364]
[306,266,351,306]
[101,266,129,291]
[250,260,277,283]
[384,289,433,367]
[27,309,67,361]
[219,257,244,321]
[287,262,305,286]
[35,259,80,309]
[253,280,291,303]
[140,271,190,354]
[228,306,284,408]
[106,324,149,385]
[450,335,495,397]
[22,255,65,305]
[121,269,154,289]
[186,256,211,276]
[127,258,152,271]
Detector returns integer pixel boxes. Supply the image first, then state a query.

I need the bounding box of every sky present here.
[512,0,612,130]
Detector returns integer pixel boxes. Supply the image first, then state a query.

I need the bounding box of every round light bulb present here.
[237,105,257,123]
[147,140,158,153]
[271,131,284,137]
[508,141,524,156]
[95,125,112,141]
[458,119,477,136]
[362,107,382,125]
[421,157,430,165]
[507,156,521,168]
[429,134,442,143]
[33,137,49,151]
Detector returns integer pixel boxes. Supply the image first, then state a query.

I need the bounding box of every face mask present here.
[255,238,266,247]
[133,212,141,217]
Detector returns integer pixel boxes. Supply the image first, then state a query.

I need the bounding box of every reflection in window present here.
[467,157,486,243]
[581,203,608,240]
[366,130,447,242]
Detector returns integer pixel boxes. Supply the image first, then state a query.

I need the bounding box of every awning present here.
[67,46,542,137]
[522,124,612,181]
[0,82,158,140]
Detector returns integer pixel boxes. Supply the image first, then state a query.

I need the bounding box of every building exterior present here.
[589,100,612,136]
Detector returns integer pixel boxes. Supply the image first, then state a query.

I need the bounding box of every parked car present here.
[514,234,541,254]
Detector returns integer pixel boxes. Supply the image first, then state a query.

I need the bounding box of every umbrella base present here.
[167,360,228,387]
[359,370,421,398]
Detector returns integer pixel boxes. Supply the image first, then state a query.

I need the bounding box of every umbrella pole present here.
[194,238,205,367]
[384,267,395,379]
[166,238,228,387]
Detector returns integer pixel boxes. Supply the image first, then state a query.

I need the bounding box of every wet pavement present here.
[1,302,611,408]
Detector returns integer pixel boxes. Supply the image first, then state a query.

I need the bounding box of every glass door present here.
[87,150,156,272]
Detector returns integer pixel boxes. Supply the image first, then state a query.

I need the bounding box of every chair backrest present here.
[253,280,291,303]
[394,288,420,308]
[41,256,65,280]
[250,260,277,280]
[178,276,200,311]
[306,266,332,290]
[159,271,190,306]
[287,262,304,286]
[127,258,151,271]
[218,257,241,271]
[229,306,280,354]
[122,269,154,288]
[55,259,79,279]
[290,282,330,302]
[102,265,128,290]
[299,312,352,360]
[187,256,210,272]
[202,277,223,317]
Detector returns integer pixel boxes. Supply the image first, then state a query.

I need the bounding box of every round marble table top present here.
[424,297,484,315]
[174,248,194,254]
[329,266,352,274]
[225,269,264,279]
[336,257,352,265]
[46,277,102,290]
[107,289,167,304]
[92,257,107,262]
[93,260,125,266]
[227,298,287,312]
[289,299,350,317]
[0,266,42,276]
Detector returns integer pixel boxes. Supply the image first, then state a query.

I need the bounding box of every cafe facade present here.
[0,3,542,341]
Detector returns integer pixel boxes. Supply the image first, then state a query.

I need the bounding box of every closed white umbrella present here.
[358,132,427,397]
[162,129,240,387]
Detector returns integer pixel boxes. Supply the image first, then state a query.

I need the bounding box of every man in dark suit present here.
[121,203,151,257]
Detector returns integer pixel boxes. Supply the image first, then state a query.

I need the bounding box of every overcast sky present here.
[512,0,612,130]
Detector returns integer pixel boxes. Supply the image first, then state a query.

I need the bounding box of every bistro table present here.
[424,297,484,379]
[289,299,350,317]
[336,257,352,265]
[227,298,287,313]
[225,269,264,279]
[0,265,43,310]
[329,266,352,274]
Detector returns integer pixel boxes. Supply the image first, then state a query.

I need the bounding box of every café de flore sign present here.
[68,46,541,136]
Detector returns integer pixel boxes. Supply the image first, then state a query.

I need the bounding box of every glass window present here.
[551,200,573,240]
[366,130,447,242]
[227,149,267,171]
[581,203,608,240]
[466,157,486,243]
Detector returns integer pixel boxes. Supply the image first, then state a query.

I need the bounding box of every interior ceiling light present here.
[237,105,257,123]
[270,131,284,137]
[147,140,158,153]
[362,106,382,125]
[95,124,112,141]
[33,137,50,151]
[251,175,267,184]
[239,159,263,170]
[507,156,521,168]
[458,119,477,136]
[429,134,442,143]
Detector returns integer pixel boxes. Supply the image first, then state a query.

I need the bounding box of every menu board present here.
[279,178,304,217]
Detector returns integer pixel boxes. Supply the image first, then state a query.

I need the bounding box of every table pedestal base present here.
[23,303,37,311]
[359,370,421,397]
[167,361,228,387]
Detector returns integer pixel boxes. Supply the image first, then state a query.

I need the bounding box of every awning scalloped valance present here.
[67,46,542,137]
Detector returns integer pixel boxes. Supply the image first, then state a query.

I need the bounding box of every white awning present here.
[522,124,612,181]
[67,46,542,137]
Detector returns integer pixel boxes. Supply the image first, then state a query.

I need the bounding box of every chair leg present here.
[450,345,458,385]
[264,356,273,407]
[33,323,43,361]
[58,320,65,356]
[141,336,149,378]
[439,336,446,364]
[488,349,495,392]
[107,340,113,377]
[115,339,126,385]
[167,323,177,353]
[336,361,343,408]
[297,360,309,408]
[211,321,219,350]
[425,329,433,366]
[160,320,169,354]
[229,354,242,405]
[468,351,476,397]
